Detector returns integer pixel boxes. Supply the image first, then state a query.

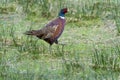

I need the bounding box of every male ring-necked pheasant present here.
[24,8,68,46]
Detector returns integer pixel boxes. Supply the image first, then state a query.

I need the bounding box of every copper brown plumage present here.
[24,8,68,45]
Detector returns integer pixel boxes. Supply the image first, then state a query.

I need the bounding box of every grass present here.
[0,0,120,80]
[0,14,120,80]
[92,43,120,71]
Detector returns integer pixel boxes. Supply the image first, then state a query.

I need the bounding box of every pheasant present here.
[24,8,68,46]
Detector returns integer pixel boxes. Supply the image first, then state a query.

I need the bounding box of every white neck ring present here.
[59,16,65,19]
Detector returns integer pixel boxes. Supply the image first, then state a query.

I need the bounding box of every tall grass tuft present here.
[114,1,120,35]
[92,43,120,71]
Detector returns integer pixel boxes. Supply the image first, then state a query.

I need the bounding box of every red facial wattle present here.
[62,8,68,14]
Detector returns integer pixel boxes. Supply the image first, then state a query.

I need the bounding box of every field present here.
[0,0,120,80]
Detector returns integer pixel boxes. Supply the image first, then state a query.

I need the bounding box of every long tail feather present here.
[24,30,38,35]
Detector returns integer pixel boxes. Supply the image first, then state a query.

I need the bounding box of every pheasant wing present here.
[39,24,58,39]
